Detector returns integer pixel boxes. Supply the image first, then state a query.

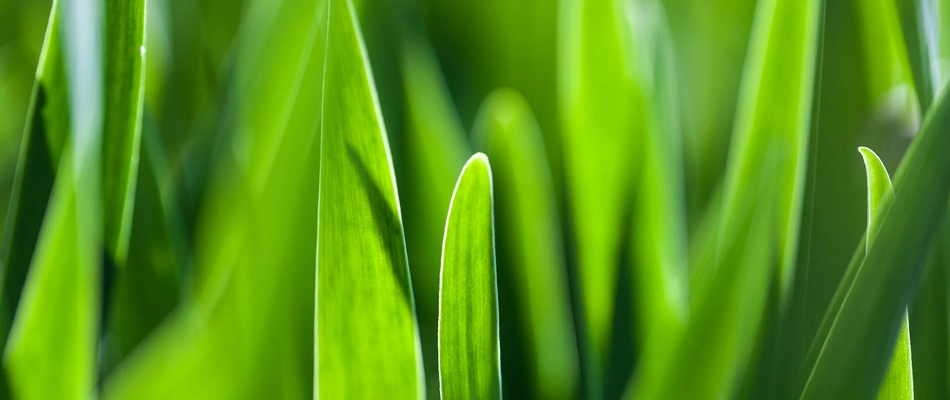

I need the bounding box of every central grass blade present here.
[438,153,501,400]
[557,0,639,386]
[800,84,950,400]
[101,0,146,265]
[474,89,579,400]
[316,0,423,397]
[858,147,913,400]
[3,0,105,397]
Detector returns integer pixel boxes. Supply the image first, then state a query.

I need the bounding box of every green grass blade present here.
[437,153,501,400]
[101,0,146,265]
[0,0,70,350]
[316,0,423,397]
[859,147,913,400]
[473,88,579,400]
[557,0,640,383]
[800,84,950,400]
[622,2,689,396]
[3,0,105,397]
[909,213,950,399]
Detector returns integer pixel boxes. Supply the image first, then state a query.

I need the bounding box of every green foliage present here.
[2,0,950,398]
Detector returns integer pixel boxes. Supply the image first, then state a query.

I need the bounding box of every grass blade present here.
[316,0,423,397]
[473,88,579,400]
[557,0,639,386]
[800,83,950,400]
[859,147,913,400]
[438,153,501,399]
[101,0,146,265]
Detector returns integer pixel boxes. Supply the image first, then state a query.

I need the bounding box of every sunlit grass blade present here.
[101,0,146,265]
[3,0,105,397]
[800,85,950,400]
[0,0,70,351]
[316,0,423,397]
[473,88,579,400]
[858,147,913,400]
[644,0,822,396]
[557,0,640,386]
[437,153,501,399]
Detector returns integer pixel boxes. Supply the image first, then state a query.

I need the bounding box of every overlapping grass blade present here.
[473,88,579,400]
[316,0,423,397]
[859,147,913,400]
[438,153,501,399]
[642,0,822,396]
[3,0,105,397]
[557,0,640,386]
[102,0,329,397]
[800,84,950,400]
[101,0,146,265]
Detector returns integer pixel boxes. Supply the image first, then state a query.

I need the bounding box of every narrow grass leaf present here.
[316,0,423,397]
[101,0,146,265]
[557,0,640,384]
[800,84,950,400]
[473,88,579,400]
[438,153,501,400]
[859,147,913,400]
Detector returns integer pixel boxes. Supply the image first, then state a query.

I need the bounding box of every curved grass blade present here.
[438,153,501,400]
[557,0,640,385]
[859,147,913,400]
[800,84,950,400]
[0,0,70,350]
[3,0,105,397]
[101,0,146,265]
[473,89,579,400]
[316,0,423,397]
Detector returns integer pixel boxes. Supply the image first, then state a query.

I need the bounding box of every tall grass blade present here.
[437,153,501,400]
[316,0,423,397]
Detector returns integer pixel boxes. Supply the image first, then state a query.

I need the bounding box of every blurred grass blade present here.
[102,0,328,396]
[438,153,501,399]
[101,0,146,265]
[909,212,950,399]
[473,89,579,400]
[644,0,822,396]
[316,0,423,397]
[622,2,689,397]
[0,0,71,350]
[800,84,950,400]
[859,147,913,400]
[557,0,640,384]
[3,0,105,397]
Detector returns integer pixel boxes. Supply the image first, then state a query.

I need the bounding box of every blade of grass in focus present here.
[557,0,640,391]
[3,0,105,397]
[473,88,579,400]
[800,84,950,400]
[438,153,501,400]
[858,147,913,400]
[316,0,423,397]
[101,0,146,265]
